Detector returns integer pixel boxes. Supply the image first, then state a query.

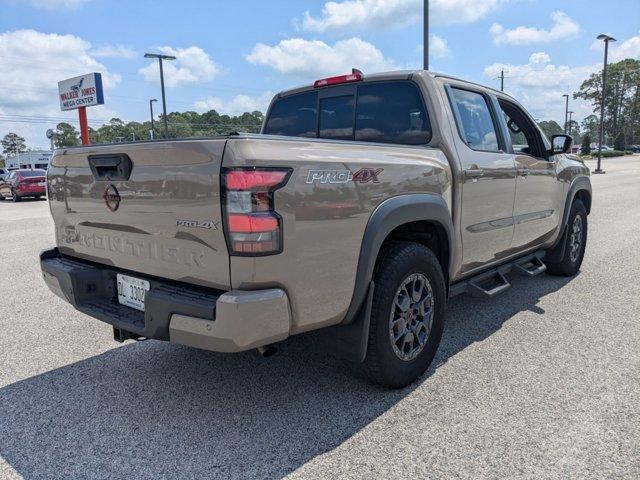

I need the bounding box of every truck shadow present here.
[0,273,574,479]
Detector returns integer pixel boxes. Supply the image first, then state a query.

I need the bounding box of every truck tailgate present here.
[47,139,230,290]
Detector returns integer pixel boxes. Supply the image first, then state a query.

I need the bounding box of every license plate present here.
[116,274,150,311]
[37,182,46,187]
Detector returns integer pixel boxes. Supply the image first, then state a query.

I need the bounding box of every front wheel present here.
[11,190,21,203]
[545,199,587,276]
[364,242,446,389]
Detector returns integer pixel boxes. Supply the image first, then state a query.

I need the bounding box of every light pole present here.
[149,98,158,139]
[562,94,569,133]
[144,53,176,139]
[423,0,429,70]
[568,111,574,137]
[595,34,616,174]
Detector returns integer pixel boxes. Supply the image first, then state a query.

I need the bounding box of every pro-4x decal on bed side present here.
[306,168,383,185]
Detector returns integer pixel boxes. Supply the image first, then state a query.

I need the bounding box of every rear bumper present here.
[16,185,45,196]
[40,248,291,353]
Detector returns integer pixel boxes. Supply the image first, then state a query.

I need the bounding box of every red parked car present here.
[0,169,47,202]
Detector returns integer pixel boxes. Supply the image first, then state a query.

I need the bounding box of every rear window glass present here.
[264,81,431,146]
[356,83,431,145]
[19,170,46,177]
[319,95,355,140]
[263,91,317,137]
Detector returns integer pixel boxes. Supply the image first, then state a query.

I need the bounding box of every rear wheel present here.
[545,199,587,276]
[364,242,446,389]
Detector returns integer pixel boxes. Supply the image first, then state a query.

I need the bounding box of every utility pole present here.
[595,34,616,174]
[500,70,504,92]
[144,53,176,139]
[562,94,569,133]
[423,0,429,70]
[149,99,158,139]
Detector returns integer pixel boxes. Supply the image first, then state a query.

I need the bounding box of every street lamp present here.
[567,111,574,137]
[594,34,616,174]
[144,53,176,139]
[149,99,158,139]
[562,94,569,134]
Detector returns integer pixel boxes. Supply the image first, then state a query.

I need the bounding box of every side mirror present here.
[551,134,572,154]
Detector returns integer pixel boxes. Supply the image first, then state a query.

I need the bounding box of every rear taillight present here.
[222,167,292,256]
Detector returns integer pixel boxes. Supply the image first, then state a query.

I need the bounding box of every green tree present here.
[54,122,80,148]
[581,114,600,141]
[566,120,582,143]
[581,134,591,155]
[614,131,625,151]
[0,153,5,168]
[574,58,640,145]
[537,120,564,139]
[1,132,27,156]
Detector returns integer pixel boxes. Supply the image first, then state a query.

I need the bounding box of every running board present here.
[514,256,547,277]
[468,271,511,298]
[449,251,546,299]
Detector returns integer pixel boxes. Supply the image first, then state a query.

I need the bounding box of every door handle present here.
[464,168,484,182]
[518,168,530,178]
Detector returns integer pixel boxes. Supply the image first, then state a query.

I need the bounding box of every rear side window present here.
[319,95,355,140]
[449,88,500,152]
[356,82,431,145]
[264,91,318,137]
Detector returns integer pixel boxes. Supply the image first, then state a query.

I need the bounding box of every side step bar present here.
[449,251,546,299]
[514,256,547,277]
[469,271,510,298]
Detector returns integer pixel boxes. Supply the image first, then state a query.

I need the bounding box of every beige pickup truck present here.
[41,70,591,388]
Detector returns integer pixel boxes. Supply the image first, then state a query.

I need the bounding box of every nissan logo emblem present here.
[103,184,121,212]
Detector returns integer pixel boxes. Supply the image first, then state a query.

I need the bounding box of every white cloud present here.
[92,44,138,59]
[490,11,580,45]
[300,0,502,32]
[0,29,121,148]
[138,46,223,87]
[246,37,396,78]
[430,34,450,59]
[16,0,91,9]
[590,32,640,62]
[194,92,275,116]
[484,52,597,123]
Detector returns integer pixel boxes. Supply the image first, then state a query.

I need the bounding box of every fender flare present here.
[341,194,454,326]
[546,176,592,262]
[561,176,592,228]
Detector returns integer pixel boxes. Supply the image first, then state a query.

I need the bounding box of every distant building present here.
[5,151,52,170]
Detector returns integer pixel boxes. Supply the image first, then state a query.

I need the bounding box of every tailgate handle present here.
[88,154,133,181]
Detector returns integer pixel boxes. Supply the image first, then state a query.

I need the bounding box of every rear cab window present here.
[264,81,432,146]
[263,91,318,137]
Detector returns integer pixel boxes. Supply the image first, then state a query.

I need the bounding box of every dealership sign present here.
[58,73,104,111]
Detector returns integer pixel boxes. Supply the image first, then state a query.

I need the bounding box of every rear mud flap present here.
[324,281,375,363]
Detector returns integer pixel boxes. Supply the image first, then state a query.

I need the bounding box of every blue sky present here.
[1,0,639,148]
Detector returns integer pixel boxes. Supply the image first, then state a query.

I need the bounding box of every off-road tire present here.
[545,199,587,276]
[364,241,446,389]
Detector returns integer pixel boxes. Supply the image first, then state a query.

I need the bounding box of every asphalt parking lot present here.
[1,156,639,479]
